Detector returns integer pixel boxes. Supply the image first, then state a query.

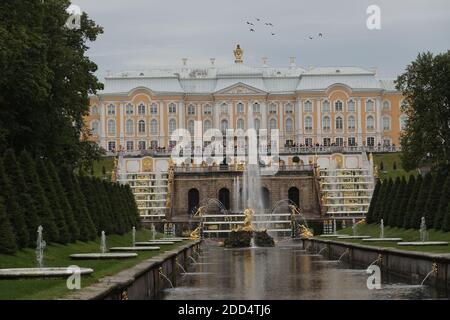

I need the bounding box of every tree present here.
[0,197,17,254]
[372,179,387,223]
[380,178,394,222]
[424,170,446,229]
[386,177,405,227]
[367,180,381,224]
[19,151,59,242]
[0,0,104,169]
[410,173,433,229]
[2,150,40,244]
[379,161,384,171]
[36,158,70,244]
[395,51,450,170]
[393,161,397,170]
[0,158,29,247]
[434,173,450,229]
[443,202,450,232]
[396,175,416,228]
[404,174,422,229]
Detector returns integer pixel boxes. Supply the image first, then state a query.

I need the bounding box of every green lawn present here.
[91,157,114,179]
[373,153,416,180]
[0,229,191,300]
[317,223,450,254]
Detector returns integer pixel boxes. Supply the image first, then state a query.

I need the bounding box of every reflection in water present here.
[161,243,447,300]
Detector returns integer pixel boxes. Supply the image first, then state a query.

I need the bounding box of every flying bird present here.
[271,32,276,36]
[256,18,261,21]
[308,36,313,40]
[250,28,255,32]
[319,33,323,37]
[246,21,254,26]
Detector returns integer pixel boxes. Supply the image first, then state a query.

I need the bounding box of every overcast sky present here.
[74,0,450,79]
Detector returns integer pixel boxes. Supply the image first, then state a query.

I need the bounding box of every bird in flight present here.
[246,21,254,26]
[308,36,313,40]
[319,33,323,37]
[256,18,261,21]
[250,28,255,32]
[271,32,276,36]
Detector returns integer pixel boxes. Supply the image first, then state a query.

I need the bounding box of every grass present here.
[373,153,416,180]
[91,157,114,179]
[317,223,450,254]
[0,229,191,300]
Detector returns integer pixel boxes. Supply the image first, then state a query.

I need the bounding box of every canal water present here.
[161,242,447,300]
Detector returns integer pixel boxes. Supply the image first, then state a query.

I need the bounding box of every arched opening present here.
[261,187,270,209]
[218,188,231,210]
[188,189,200,216]
[288,187,300,207]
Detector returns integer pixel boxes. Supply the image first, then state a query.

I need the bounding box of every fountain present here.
[151,223,156,241]
[337,219,371,240]
[398,217,449,246]
[421,263,438,286]
[36,225,46,268]
[363,219,403,242]
[100,231,107,254]
[380,219,384,239]
[368,254,382,268]
[159,267,174,288]
[132,226,136,247]
[110,227,161,252]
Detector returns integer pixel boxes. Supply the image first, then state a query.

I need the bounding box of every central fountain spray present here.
[100,231,107,254]
[380,219,384,239]
[36,225,46,269]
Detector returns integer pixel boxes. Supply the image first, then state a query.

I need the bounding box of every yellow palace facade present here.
[85,45,406,154]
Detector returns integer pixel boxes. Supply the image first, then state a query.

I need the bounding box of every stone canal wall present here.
[65,240,201,300]
[303,238,450,291]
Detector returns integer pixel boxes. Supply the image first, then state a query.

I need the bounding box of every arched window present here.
[188,189,200,216]
[188,104,196,115]
[261,187,270,209]
[304,101,312,112]
[254,118,261,131]
[188,120,195,135]
[221,103,228,114]
[204,120,212,132]
[91,121,99,135]
[366,99,374,112]
[322,101,330,112]
[150,119,158,135]
[305,116,313,131]
[269,118,277,130]
[91,106,98,115]
[237,118,245,130]
[138,103,146,115]
[125,103,134,115]
[237,102,244,114]
[253,102,261,113]
[322,116,331,130]
[150,103,158,114]
[125,119,134,135]
[366,116,375,130]
[169,119,177,134]
[285,103,293,114]
[400,115,408,131]
[168,103,177,114]
[138,120,146,133]
[107,104,115,115]
[218,188,230,210]
[220,119,229,133]
[107,119,116,135]
[348,116,356,130]
[335,100,343,112]
[203,104,212,115]
[336,116,343,130]
[286,118,293,133]
[382,101,391,112]
[382,116,391,131]
[348,100,356,112]
[269,103,277,114]
[288,187,300,207]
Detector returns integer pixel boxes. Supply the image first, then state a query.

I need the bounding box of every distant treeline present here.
[0,150,140,254]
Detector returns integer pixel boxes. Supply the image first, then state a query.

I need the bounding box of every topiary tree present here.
[19,151,59,242]
[397,175,416,228]
[386,177,404,227]
[393,161,397,170]
[2,150,40,245]
[434,173,450,230]
[366,180,381,224]
[424,171,446,229]
[372,179,387,223]
[380,178,394,222]
[0,197,17,254]
[404,174,422,229]
[443,202,450,232]
[410,173,433,229]
[36,159,70,244]
[0,158,29,248]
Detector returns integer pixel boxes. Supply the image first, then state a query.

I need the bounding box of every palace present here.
[84,45,403,228]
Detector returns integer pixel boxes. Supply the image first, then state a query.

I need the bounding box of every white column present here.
[159,102,165,147]
[261,101,267,130]
[316,98,322,144]
[357,98,363,145]
[119,102,125,148]
[376,97,382,143]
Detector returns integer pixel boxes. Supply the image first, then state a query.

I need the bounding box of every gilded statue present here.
[299,224,314,239]
[241,208,254,231]
[234,44,243,63]
[189,227,201,240]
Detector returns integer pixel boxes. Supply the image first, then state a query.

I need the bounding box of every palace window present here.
[285,103,293,114]
[126,141,134,151]
[169,119,177,134]
[322,101,330,113]
[150,119,158,135]
[237,103,244,114]
[348,116,356,130]
[348,100,356,112]
[348,137,356,146]
[322,116,331,130]
[91,121,99,135]
[108,141,116,151]
[253,118,260,131]
[138,103,146,115]
[305,116,313,131]
[221,103,229,114]
[335,116,343,130]
[335,100,343,112]
[366,116,375,130]
[366,99,374,112]
[151,140,158,148]
[107,119,116,135]
[91,106,98,115]
[237,118,245,130]
[107,104,116,116]
[125,103,134,115]
[138,141,146,150]
[169,103,177,114]
[138,120,146,133]
[323,138,331,146]
[204,120,212,132]
[285,118,294,133]
[269,118,277,130]
[188,104,196,115]
[367,137,375,147]
[188,120,195,135]
[305,138,313,146]
[335,137,344,146]
[304,101,313,113]
[382,101,391,112]
[269,103,277,114]
[220,119,229,134]
[253,102,261,113]
[125,119,134,135]
[204,104,212,115]
[150,103,158,114]
[382,116,391,131]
